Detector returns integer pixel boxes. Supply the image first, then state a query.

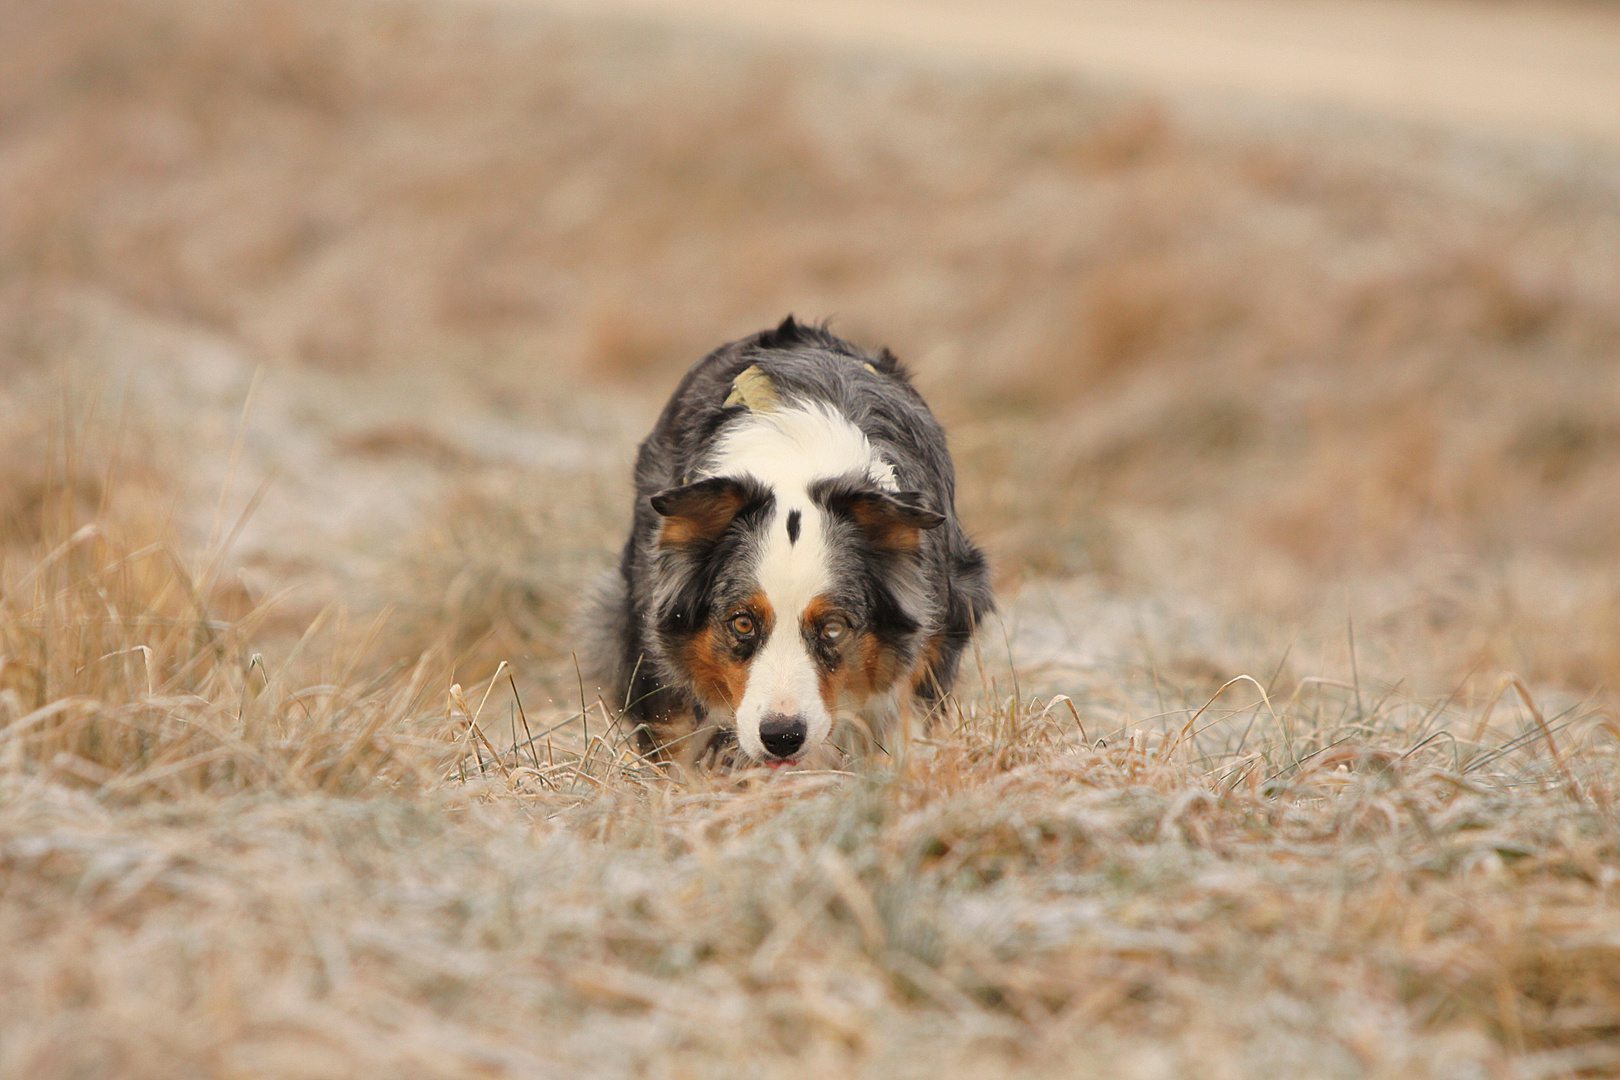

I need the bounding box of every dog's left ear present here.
[822,488,945,553]
[650,476,755,548]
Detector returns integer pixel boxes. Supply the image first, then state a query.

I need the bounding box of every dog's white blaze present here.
[706,403,894,760]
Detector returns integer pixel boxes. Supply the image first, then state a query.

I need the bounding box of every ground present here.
[1,0,1619,1076]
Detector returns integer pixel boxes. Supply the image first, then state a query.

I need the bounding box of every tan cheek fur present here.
[802,598,849,714]
[802,596,906,715]
[680,593,773,711]
[681,626,748,710]
[812,620,904,715]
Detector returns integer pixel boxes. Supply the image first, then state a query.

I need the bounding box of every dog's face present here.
[647,411,943,764]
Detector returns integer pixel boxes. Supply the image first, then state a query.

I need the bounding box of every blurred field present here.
[3,0,1620,1075]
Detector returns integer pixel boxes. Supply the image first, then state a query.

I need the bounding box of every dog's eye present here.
[820,618,848,643]
[729,613,756,638]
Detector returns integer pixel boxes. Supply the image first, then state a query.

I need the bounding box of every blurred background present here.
[3,0,1619,714]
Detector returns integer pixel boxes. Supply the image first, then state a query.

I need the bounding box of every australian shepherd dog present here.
[586,318,994,769]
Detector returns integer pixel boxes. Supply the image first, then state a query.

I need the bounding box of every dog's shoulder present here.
[640,317,925,487]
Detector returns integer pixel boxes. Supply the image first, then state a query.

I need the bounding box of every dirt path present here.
[529,0,1620,146]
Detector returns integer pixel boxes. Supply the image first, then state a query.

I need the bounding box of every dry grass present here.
[3,0,1620,1075]
[2,410,1617,1080]
[0,457,455,801]
[5,497,1619,1077]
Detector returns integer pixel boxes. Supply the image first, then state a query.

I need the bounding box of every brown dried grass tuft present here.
[0,440,456,800]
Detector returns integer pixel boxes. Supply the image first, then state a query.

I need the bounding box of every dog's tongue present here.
[766,759,796,771]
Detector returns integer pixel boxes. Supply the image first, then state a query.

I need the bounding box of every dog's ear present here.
[822,487,945,553]
[650,476,754,548]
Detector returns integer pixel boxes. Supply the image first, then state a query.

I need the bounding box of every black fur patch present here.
[786,509,801,545]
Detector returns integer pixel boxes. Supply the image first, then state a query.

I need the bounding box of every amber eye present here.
[820,618,848,643]
[729,613,756,638]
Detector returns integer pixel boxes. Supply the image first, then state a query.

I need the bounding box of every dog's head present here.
[648,472,943,765]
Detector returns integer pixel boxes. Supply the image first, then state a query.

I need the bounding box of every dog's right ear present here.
[821,487,945,554]
[650,476,753,548]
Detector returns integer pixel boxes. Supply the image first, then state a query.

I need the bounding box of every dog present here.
[585,317,993,768]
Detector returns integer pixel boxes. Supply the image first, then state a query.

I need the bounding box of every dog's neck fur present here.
[705,400,898,493]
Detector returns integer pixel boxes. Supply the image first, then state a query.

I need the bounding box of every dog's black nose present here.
[758,714,807,758]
